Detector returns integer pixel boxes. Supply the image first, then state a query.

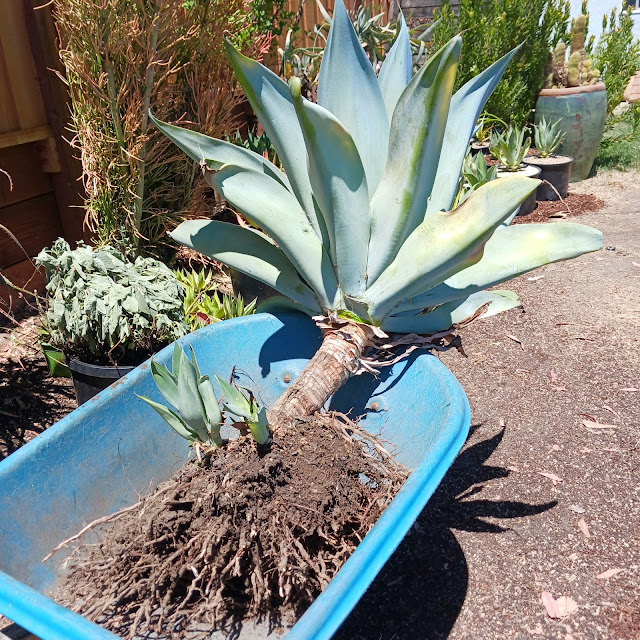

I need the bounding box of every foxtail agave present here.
[152,0,602,421]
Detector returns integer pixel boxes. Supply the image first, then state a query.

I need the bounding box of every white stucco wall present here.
[570,0,640,44]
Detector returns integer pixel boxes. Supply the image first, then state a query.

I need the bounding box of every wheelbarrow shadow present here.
[333,425,557,640]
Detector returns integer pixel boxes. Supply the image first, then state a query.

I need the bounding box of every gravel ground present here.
[335,170,640,640]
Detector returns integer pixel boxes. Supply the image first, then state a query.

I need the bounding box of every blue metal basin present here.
[0,313,469,640]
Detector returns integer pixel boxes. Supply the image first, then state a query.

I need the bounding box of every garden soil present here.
[1,170,639,639]
[53,414,407,639]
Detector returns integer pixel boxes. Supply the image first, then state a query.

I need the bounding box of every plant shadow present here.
[333,425,557,640]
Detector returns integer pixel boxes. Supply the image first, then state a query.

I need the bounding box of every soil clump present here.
[55,413,407,638]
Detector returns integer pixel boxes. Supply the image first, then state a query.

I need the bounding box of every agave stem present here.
[267,321,374,423]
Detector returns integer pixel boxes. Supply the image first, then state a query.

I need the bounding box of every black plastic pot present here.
[68,359,136,406]
[229,268,279,306]
[523,154,573,201]
[496,164,542,216]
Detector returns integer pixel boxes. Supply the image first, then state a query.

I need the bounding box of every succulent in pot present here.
[35,239,187,404]
[524,116,573,201]
[152,0,602,424]
[490,125,540,215]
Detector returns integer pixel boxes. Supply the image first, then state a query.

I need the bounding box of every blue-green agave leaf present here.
[363,176,539,321]
[289,79,370,296]
[149,358,178,409]
[138,394,195,441]
[171,342,181,380]
[425,46,520,217]
[367,36,461,283]
[170,220,321,311]
[381,290,521,333]
[214,375,252,419]
[377,12,412,119]
[149,113,289,190]
[317,0,389,192]
[206,162,339,308]
[223,41,327,242]
[392,222,603,312]
[177,349,209,441]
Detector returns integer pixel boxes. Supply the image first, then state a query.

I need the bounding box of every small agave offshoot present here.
[138,343,269,452]
[152,0,603,422]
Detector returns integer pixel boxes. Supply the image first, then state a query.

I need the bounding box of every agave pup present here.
[153,0,602,422]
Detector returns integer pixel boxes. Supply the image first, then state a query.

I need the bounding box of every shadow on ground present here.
[333,426,557,640]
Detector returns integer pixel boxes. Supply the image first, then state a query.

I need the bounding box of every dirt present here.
[334,170,640,639]
[54,413,407,639]
[514,192,606,225]
[0,315,76,460]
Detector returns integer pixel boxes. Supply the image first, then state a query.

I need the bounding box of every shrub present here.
[54,0,268,257]
[35,239,186,364]
[432,0,570,125]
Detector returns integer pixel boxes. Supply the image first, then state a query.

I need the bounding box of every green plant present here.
[153,0,602,421]
[546,13,600,88]
[35,239,186,364]
[176,268,256,330]
[474,112,508,144]
[534,117,565,157]
[53,0,264,257]
[490,126,531,171]
[229,129,279,167]
[432,0,570,125]
[592,5,640,116]
[139,342,269,448]
[455,152,498,206]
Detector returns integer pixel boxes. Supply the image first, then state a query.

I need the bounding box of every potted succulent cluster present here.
[35,239,188,405]
[524,117,573,200]
[536,13,606,181]
[489,125,540,215]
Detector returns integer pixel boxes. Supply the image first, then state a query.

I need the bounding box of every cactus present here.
[545,14,600,89]
[567,51,581,87]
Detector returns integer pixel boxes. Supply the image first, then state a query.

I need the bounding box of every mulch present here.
[514,192,606,224]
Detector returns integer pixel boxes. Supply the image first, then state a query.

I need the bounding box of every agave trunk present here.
[268,322,373,423]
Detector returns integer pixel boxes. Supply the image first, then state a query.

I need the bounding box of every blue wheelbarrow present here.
[0,313,469,640]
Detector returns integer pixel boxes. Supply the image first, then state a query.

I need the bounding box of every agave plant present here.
[152,0,602,421]
[490,125,532,171]
[139,343,269,449]
[533,117,565,158]
[455,152,499,206]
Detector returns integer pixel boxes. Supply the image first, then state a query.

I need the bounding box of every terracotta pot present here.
[535,83,606,182]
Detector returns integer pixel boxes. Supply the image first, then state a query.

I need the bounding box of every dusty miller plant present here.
[36,239,186,363]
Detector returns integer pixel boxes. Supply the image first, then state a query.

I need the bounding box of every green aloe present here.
[152,0,602,420]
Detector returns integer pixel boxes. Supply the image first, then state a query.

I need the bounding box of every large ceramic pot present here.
[535,83,606,182]
[0,313,469,640]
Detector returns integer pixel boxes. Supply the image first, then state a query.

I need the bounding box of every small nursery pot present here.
[470,141,490,156]
[496,164,542,216]
[68,359,135,406]
[523,154,573,201]
[535,83,606,182]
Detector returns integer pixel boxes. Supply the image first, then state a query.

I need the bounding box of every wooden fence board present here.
[0,44,19,134]
[0,2,47,131]
[0,193,62,268]
[0,143,52,208]
[0,258,46,305]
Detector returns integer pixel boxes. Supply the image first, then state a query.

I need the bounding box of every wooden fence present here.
[0,1,82,308]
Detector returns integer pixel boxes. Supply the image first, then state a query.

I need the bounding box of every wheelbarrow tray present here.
[0,313,469,640]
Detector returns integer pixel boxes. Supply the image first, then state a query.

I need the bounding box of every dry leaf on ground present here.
[582,420,618,430]
[577,518,590,539]
[596,568,624,579]
[556,596,578,617]
[506,334,524,349]
[537,471,563,484]
[541,591,562,619]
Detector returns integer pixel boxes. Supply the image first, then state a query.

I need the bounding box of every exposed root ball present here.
[56,413,408,638]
